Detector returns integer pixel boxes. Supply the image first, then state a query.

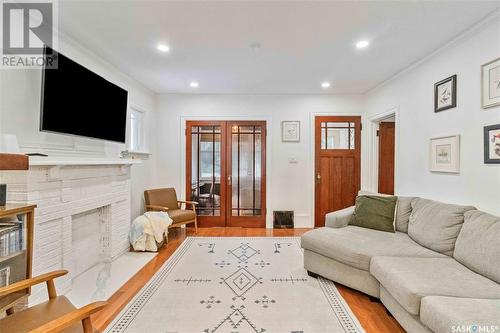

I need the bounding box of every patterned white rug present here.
[106,237,365,333]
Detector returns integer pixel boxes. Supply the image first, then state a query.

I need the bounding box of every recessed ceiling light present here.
[321,82,331,88]
[157,44,170,52]
[355,40,370,49]
[190,81,199,88]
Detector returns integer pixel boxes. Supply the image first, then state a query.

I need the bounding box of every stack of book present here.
[0,222,23,257]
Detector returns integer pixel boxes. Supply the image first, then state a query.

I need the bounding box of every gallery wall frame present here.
[484,124,500,164]
[481,57,500,109]
[434,75,457,113]
[430,134,460,173]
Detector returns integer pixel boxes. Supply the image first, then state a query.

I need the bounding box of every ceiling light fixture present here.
[355,40,370,49]
[321,82,331,88]
[157,44,170,52]
[189,81,199,88]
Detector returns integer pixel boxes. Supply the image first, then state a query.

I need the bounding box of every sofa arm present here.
[325,206,355,228]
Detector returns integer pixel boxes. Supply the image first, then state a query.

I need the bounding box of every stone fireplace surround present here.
[0,159,138,304]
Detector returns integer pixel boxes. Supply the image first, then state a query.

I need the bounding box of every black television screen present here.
[40,46,128,143]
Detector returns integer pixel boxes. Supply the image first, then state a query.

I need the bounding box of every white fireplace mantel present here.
[28,157,142,166]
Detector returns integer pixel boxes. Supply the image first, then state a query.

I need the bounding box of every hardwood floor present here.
[91,227,405,333]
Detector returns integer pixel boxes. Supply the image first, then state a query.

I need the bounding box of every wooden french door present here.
[378,122,395,195]
[315,116,361,227]
[186,121,266,228]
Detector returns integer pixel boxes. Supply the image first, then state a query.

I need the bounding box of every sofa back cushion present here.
[408,198,475,256]
[358,191,415,232]
[454,210,500,284]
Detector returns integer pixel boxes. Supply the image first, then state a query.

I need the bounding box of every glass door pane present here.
[190,126,222,216]
[230,124,264,219]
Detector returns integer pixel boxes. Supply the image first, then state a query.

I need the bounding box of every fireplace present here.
[0,160,134,304]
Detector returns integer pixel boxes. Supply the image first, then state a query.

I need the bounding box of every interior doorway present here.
[314,116,362,227]
[371,112,397,195]
[185,120,266,228]
[378,121,395,194]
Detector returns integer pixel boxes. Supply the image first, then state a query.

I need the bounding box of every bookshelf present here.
[0,204,36,314]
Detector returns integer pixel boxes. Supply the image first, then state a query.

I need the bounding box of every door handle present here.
[316,172,321,183]
[227,175,232,185]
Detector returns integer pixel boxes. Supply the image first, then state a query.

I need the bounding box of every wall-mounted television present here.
[40,46,128,143]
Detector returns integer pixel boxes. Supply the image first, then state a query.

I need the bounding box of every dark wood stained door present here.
[186,121,266,228]
[315,116,361,227]
[378,122,395,195]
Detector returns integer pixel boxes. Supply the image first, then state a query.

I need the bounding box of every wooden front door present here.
[186,121,266,228]
[314,116,361,227]
[378,122,395,195]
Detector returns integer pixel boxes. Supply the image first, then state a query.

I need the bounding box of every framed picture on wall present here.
[484,124,500,164]
[430,135,460,173]
[434,75,457,112]
[481,57,500,109]
[282,121,300,142]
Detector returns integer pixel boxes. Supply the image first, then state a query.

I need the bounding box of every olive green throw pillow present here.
[349,195,398,233]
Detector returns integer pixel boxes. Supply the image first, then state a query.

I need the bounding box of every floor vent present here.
[273,211,294,229]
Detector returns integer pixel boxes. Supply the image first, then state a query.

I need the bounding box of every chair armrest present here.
[325,206,355,228]
[27,301,107,333]
[177,200,198,205]
[0,270,68,298]
[145,204,169,212]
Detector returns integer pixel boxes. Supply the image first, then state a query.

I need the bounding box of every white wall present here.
[0,33,158,219]
[155,94,365,227]
[365,17,500,215]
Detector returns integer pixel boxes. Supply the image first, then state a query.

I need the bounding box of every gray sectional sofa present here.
[301,195,500,333]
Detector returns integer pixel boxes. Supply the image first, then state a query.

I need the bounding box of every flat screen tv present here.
[40,46,128,143]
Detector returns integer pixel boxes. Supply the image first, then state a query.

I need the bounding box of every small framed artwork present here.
[434,75,457,112]
[484,124,500,164]
[282,121,300,142]
[481,57,500,109]
[430,135,460,173]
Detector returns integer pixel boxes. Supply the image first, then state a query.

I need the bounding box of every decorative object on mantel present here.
[281,121,300,142]
[430,135,460,173]
[482,57,500,109]
[434,75,457,112]
[484,124,500,164]
[120,150,151,159]
[0,154,29,206]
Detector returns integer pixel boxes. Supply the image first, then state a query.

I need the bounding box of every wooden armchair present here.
[0,270,106,333]
[144,188,198,232]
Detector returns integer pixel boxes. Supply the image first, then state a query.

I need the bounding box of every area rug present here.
[106,237,365,333]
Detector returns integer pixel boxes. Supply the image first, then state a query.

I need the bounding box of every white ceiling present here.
[58,1,500,94]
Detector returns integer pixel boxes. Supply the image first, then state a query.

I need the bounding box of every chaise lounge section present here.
[301,195,500,333]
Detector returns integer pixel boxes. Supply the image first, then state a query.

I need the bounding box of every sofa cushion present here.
[301,226,445,271]
[408,198,476,256]
[349,195,398,233]
[454,210,500,284]
[357,191,415,232]
[395,196,414,233]
[370,257,500,316]
[421,296,500,333]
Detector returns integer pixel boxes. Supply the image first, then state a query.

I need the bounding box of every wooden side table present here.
[0,204,36,315]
